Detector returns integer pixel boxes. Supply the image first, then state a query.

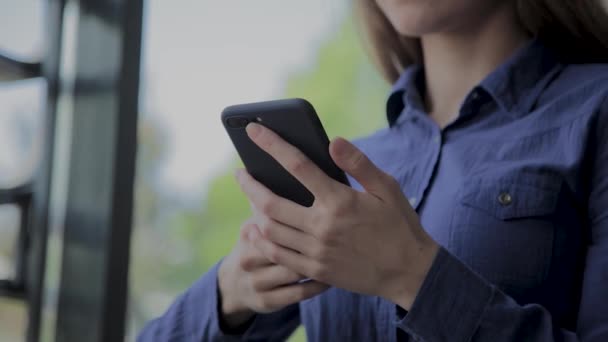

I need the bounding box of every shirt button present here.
[432,136,440,144]
[471,91,480,101]
[409,197,418,206]
[498,192,513,206]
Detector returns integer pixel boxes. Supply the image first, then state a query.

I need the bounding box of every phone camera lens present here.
[227,117,250,128]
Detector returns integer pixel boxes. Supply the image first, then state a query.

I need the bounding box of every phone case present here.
[222,98,349,207]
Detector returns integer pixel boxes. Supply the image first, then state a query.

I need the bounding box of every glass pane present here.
[129,0,387,340]
[0,79,46,188]
[0,205,25,341]
[0,0,44,60]
[0,297,27,341]
[0,204,19,281]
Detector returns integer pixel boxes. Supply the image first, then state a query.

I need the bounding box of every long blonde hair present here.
[355,0,608,83]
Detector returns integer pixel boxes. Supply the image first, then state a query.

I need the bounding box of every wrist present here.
[218,259,254,327]
[388,239,439,310]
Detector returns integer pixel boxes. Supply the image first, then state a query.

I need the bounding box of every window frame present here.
[0,0,143,341]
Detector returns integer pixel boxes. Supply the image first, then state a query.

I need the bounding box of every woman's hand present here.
[235,123,439,310]
[218,219,329,329]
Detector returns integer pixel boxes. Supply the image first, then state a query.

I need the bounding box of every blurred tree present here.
[134,118,168,227]
[187,13,389,266]
[284,17,387,138]
[130,116,190,328]
[170,13,390,341]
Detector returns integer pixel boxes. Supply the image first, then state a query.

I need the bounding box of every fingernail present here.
[246,123,262,139]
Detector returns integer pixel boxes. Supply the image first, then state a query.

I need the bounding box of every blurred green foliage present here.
[185,15,388,341]
[130,12,389,341]
[187,13,388,269]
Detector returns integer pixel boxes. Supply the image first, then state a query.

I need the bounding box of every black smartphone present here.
[222,98,349,207]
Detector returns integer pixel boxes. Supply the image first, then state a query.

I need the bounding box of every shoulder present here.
[560,64,608,119]
[538,63,608,119]
[559,63,608,82]
[547,63,608,100]
[555,64,608,149]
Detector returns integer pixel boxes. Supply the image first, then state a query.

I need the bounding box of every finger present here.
[259,281,329,309]
[236,168,310,227]
[250,226,315,277]
[329,137,395,199]
[239,245,274,271]
[249,264,303,291]
[239,218,258,239]
[256,216,317,255]
[245,123,335,199]
[238,223,274,271]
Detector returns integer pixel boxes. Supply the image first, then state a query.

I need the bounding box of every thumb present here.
[329,137,395,198]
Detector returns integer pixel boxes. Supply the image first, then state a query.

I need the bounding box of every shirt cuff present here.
[395,246,495,342]
[185,261,242,341]
[188,259,299,341]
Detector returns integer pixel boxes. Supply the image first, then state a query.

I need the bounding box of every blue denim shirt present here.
[139,40,608,341]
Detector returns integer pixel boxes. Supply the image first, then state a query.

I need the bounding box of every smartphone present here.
[222,98,349,207]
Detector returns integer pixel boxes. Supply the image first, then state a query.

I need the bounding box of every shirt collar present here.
[386,39,564,127]
[478,39,563,116]
[386,64,424,127]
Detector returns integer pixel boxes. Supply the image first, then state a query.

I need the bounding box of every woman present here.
[140,0,608,341]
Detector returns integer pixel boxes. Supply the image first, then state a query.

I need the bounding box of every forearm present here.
[138,261,302,342]
[137,262,227,341]
[395,247,591,342]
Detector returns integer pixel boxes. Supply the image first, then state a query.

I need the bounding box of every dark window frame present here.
[0,1,143,341]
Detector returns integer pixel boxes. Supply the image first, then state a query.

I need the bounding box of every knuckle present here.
[384,173,400,188]
[350,151,367,171]
[317,228,334,244]
[239,221,255,240]
[259,219,275,239]
[258,196,275,216]
[290,156,310,175]
[267,246,282,264]
[328,195,356,218]
[238,254,254,271]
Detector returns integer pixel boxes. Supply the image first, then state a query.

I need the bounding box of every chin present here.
[375,0,499,37]
[390,16,445,37]
[379,2,453,37]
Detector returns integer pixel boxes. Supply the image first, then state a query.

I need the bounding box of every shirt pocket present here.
[450,173,561,299]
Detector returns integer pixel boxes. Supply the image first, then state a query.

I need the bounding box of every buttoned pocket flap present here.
[459,178,561,220]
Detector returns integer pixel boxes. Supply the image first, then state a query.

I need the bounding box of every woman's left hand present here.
[235,123,439,310]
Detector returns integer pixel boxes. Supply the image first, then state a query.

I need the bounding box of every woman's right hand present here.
[217,217,329,330]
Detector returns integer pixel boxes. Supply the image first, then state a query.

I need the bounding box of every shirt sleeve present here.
[395,98,608,342]
[137,261,301,341]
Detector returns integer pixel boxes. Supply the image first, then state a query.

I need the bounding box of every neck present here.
[421,3,530,127]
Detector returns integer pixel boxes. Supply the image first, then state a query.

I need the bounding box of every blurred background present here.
[0,0,386,341]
